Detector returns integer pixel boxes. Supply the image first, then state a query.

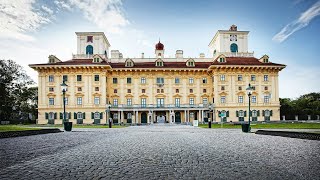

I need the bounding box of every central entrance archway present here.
[175,112,181,123]
[141,112,147,123]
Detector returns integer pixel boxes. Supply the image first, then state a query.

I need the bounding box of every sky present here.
[0,0,320,99]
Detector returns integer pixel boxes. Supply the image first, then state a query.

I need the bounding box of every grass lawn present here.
[0,125,41,132]
[198,123,320,129]
[32,124,127,128]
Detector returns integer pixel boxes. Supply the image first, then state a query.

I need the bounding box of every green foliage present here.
[0,125,40,132]
[198,123,320,129]
[0,60,37,123]
[280,93,320,120]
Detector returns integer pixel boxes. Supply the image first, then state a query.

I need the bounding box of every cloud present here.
[273,1,320,42]
[0,0,129,41]
[0,0,52,41]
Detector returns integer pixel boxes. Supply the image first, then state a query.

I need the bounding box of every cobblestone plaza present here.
[1,125,319,179]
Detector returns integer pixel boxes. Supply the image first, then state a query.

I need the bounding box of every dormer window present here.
[93,57,100,63]
[219,57,226,63]
[186,59,195,67]
[155,59,164,67]
[125,59,134,67]
[263,58,269,63]
[260,55,270,63]
[49,58,55,63]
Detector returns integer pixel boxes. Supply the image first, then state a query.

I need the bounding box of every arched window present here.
[86,45,93,54]
[230,43,238,53]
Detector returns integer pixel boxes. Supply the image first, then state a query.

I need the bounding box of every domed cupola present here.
[155,41,164,50]
[155,40,164,58]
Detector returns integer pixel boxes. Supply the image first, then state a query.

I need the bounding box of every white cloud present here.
[41,5,54,15]
[54,0,72,11]
[0,0,52,41]
[66,0,129,33]
[273,1,320,42]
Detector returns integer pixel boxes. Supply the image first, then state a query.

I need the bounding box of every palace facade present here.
[29,25,286,125]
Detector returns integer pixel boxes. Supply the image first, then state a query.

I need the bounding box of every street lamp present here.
[60,81,71,131]
[245,83,253,132]
[107,103,112,128]
[208,103,212,128]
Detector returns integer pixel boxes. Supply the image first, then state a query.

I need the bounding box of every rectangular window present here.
[252,96,257,103]
[176,89,179,93]
[221,96,226,103]
[265,86,268,90]
[203,89,207,93]
[190,89,193,93]
[77,75,82,82]
[175,98,180,107]
[94,97,100,105]
[264,96,270,103]
[49,75,54,82]
[113,78,118,84]
[202,78,207,84]
[175,78,180,84]
[77,112,83,119]
[251,75,256,81]
[161,89,164,93]
[141,77,146,84]
[78,87,82,91]
[127,98,132,106]
[49,98,54,105]
[113,99,118,106]
[238,86,242,91]
[142,89,146,93]
[77,97,82,105]
[141,98,146,107]
[221,86,225,91]
[127,77,132,84]
[189,78,194,84]
[94,112,100,119]
[49,87,54,92]
[95,87,99,91]
[238,96,243,103]
[94,75,99,81]
[252,86,256,90]
[114,89,117,93]
[238,75,243,81]
[157,98,164,107]
[127,89,131,93]
[157,89,160,93]
[264,75,268,81]
[220,75,225,81]
[113,113,118,120]
[63,75,68,82]
[156,77,164,84]
[189,98,194,105]
[203,98,208,105]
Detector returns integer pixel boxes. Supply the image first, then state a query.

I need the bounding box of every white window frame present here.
[49,75,54,82]
[77,112,83,119]
[175,98,180,107]
[251,75,256,81]
[141,98,146,107]
[113,99,118,106]
[77,97,82,105]
[141,77,146,84]
[252,96,256,103]
[238,75,243,81]
[127,98,132,106]
[203,98,208,105]
[264,96,269,103]
[156,77,164,84]
[113,113,118,119]
[202,78,207,84]
[94,97,100,105]
[49,98,54,105]
[48,112,54,120]
[189,78,194,84]
[238,96,243,103]
[189,98,194,105]
[221,96,226,104]
[94,112,100,119]
[175,78,180,84]
[220,75,225,81]
[264,75,268,81]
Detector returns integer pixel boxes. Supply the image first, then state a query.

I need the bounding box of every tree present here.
[0,60,35,123]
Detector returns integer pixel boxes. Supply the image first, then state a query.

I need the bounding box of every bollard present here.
[108,118,112,128]
[208,121,211,128]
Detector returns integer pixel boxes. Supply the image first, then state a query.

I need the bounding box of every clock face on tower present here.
[230,34,237,41]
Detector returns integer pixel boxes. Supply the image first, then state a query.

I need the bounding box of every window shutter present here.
[262,110,265,117]
[100,112,103,119]
[236,111,239,117]
[74,112,77,119]
[91,112,94,119]
[257,110,260,117]
[218,111,221,117]
[54,113,57,119]
[60,113,63,119]
[270,110,273,116]
[45,113,48,119]
[83,112,86,119]
[244,111,247,117]
[226,111,229,117]
[69,112,71,119]
[249,110,252,116]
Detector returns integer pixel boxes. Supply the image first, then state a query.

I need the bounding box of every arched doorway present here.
[141,112,147,123]
[230,43,238,53]
[175,112,181,123]
[86,45,93,54]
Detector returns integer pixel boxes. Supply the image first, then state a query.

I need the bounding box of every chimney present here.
[199,53,205,58]
[141,53,144,58]
[175,50,183,58]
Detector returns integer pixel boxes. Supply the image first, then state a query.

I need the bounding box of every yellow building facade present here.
[30,25,285,125]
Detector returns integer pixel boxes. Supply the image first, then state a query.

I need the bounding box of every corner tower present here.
[208,25,251,58]
[75,32,111,57]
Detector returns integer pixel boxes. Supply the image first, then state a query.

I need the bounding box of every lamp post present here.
[60,82,69,131]
[107,104,112,128]
[208,103,212,128]
[246,83,253,132]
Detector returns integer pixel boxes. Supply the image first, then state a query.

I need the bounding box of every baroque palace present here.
[30,25,286,125]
